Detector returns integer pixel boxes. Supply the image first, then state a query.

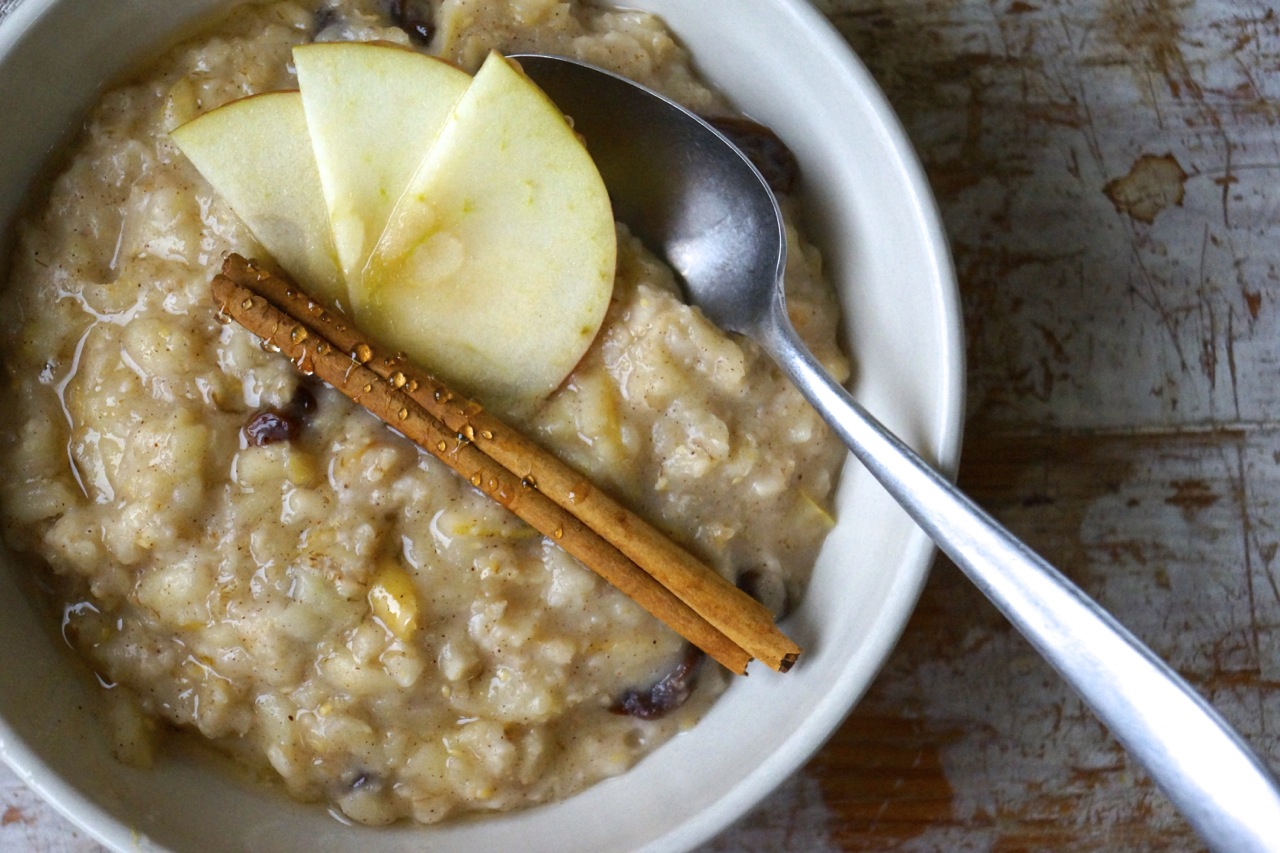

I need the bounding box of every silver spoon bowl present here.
[515,53,1280,853]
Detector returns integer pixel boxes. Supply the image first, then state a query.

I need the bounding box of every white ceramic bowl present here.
[0,1,963,850]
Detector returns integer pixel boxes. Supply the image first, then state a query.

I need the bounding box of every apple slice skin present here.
[171,91,345,307]
[360,52,617,413]
[293,42,470,285]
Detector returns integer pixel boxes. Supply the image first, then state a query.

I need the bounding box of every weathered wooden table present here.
[4,0,1278,849]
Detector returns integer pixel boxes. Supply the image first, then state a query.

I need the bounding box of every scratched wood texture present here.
[4,0,1280,850]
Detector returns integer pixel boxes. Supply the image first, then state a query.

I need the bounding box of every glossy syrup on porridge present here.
[0,0,848,825]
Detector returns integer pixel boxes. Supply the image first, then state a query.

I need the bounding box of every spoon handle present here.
[758,309,1280,853]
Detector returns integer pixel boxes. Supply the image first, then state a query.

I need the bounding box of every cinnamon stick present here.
[211,269,753,675]
[217,255,804,672]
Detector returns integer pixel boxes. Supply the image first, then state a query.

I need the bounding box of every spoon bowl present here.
[517,52,1280,853]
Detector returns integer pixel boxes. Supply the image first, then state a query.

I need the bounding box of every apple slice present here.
[293,42,470,284]
[360,52,616,412]
[170,91,344,307]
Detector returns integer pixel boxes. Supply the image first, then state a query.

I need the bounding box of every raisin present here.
[388,0,435,45]
[706,116,800,196]
[610,646,704,720]
[244,409,299,446]
[244,383,318,446]
[289,382,318,418]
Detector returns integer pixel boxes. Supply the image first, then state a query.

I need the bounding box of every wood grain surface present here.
[4,0,1279,850]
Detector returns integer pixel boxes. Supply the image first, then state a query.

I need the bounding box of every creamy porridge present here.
[0,0,849,826]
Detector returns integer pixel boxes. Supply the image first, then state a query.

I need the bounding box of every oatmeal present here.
[0,0,848,826]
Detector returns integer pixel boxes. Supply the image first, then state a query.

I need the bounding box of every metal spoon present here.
[514,53,1280,852]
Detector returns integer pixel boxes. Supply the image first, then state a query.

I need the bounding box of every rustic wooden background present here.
[4,0,1279,849]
